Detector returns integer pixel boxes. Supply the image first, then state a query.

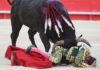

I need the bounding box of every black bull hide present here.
[9,0,77,52]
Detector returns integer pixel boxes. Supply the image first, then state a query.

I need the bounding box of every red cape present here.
[5,45,52,68]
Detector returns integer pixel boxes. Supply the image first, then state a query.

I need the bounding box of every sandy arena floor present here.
[0,19,100,70]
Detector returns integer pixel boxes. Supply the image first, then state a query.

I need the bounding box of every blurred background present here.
[0,0,100,20]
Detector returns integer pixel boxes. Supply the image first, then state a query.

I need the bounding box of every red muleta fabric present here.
[5,45,52,68]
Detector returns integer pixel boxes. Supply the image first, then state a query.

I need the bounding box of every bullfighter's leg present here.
[11,16,22,46]
[28,29,37,47]
[39,33,50,52]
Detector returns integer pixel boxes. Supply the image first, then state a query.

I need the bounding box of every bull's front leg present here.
[39,33,51,52]
[28,29,37,47]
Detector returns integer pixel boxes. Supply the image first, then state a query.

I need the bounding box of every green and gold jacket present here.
[51,42,91,67]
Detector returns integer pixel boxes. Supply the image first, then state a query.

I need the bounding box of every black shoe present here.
[26,45,36,53]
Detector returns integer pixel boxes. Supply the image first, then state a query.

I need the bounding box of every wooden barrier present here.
[0,0,100,20]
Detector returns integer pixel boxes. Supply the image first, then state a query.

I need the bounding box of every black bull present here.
[8,0,77,52]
